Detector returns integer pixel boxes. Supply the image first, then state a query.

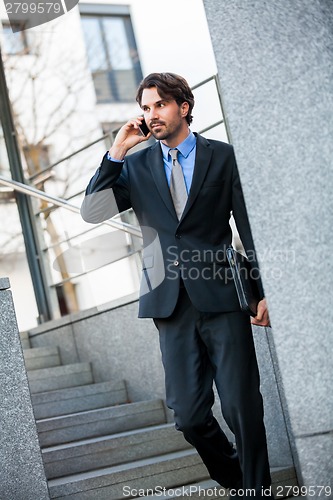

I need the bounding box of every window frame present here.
[79,4,143,104]
[1,21,29,55]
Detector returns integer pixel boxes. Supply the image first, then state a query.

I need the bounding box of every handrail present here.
[28,133,110,182]
[28,75,222,185]
[26,75,225,214]
[191,74,216,91]
[0,175,142,238]
[1,74,225,242]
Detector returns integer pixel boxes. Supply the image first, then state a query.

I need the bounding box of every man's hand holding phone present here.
[109,116,151,160]
[138,117,150,137]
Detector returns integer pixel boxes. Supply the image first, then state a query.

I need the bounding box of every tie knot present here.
[169,149,179,162]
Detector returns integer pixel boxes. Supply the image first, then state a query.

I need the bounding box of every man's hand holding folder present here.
[251,298,270,327]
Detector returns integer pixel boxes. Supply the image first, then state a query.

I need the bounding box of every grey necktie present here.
[169,149,188,220]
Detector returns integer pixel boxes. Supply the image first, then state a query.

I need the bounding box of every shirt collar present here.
[160,131,196,161]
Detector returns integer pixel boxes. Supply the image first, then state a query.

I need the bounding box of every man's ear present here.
[181,102,189,118]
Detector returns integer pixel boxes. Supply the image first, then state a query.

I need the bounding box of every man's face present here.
[140,87,188,143]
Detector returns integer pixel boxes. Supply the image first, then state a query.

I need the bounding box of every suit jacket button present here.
[174,260,180,267]
[175,233,181,239]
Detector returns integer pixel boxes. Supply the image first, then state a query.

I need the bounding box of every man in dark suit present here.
[81,73,272,498]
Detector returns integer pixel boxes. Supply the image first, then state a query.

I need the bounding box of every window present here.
[22,144,53,186]
[101,121,124,144]
[1,22,29,55]
[80,6,142,103]
[23,144,50,174]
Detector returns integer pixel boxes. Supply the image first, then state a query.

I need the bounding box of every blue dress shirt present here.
[106,132,197,193]
[160,132,197,193]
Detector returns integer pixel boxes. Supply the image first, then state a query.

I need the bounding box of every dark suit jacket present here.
[81,133,264,318]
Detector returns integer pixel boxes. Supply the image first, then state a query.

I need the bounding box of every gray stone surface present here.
[147,467,296,500]
[266,328,301,474]
[28,295,293,466]
[72,301,166,403]
[31,379,128,419]
[0,276,10,289]
[203,0,332,489]
[253,326,293,467]
[29,296,166,403]
[20,330,31,349]
[27,361,93,393]
[23,345,61,370]
[29,322,80,366]
[47,449,208,500]
[37,399,167,447]
[0,279,49,499]
[295,433,333,495]
[43,423,190,479]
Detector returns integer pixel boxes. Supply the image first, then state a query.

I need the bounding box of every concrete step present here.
[48,452,297,500]
[27,362,93,394]
[140,466,297,499]
[31,379,128,419]
[271,466,298,499]
[20,330,31,349]
[37,399,167,447]
[48,448,208,500]
[147,479,228,500]
[43,423,191,479]
[24,346,61,371]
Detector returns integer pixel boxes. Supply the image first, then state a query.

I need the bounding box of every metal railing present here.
[28,134,111,184]
[0,175,142,238]
[1,73,227,321]
[191,74,229,137]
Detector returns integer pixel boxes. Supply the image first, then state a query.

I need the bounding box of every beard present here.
[151,126,170,141]
[150,111,184,141]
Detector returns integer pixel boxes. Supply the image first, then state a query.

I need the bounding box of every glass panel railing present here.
[1,73,230,323]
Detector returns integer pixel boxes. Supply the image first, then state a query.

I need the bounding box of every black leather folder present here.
[226,246,260,317]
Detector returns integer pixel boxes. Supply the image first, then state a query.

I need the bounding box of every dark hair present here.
[136,72,194,125]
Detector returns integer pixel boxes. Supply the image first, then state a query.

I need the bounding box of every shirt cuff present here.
[106,151,124,163]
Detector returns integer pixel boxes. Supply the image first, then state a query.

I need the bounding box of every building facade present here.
[0,0,222,330]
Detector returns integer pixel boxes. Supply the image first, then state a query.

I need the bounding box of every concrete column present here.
[203,0,333,494]
[0,277,49,499]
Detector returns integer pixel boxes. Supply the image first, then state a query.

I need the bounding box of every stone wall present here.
[203,0,333,493]
[0,277,49,500]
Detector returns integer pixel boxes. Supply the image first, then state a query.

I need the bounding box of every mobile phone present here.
[139,118,150,136]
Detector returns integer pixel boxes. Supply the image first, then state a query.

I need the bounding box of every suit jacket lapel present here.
[147,134,213,222]
[180,134,213,221]
[147,142,176,218]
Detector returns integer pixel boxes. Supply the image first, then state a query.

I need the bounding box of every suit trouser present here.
[154,286,272,498]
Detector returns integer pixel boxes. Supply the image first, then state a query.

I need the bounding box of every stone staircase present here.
[20,331,298,499]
